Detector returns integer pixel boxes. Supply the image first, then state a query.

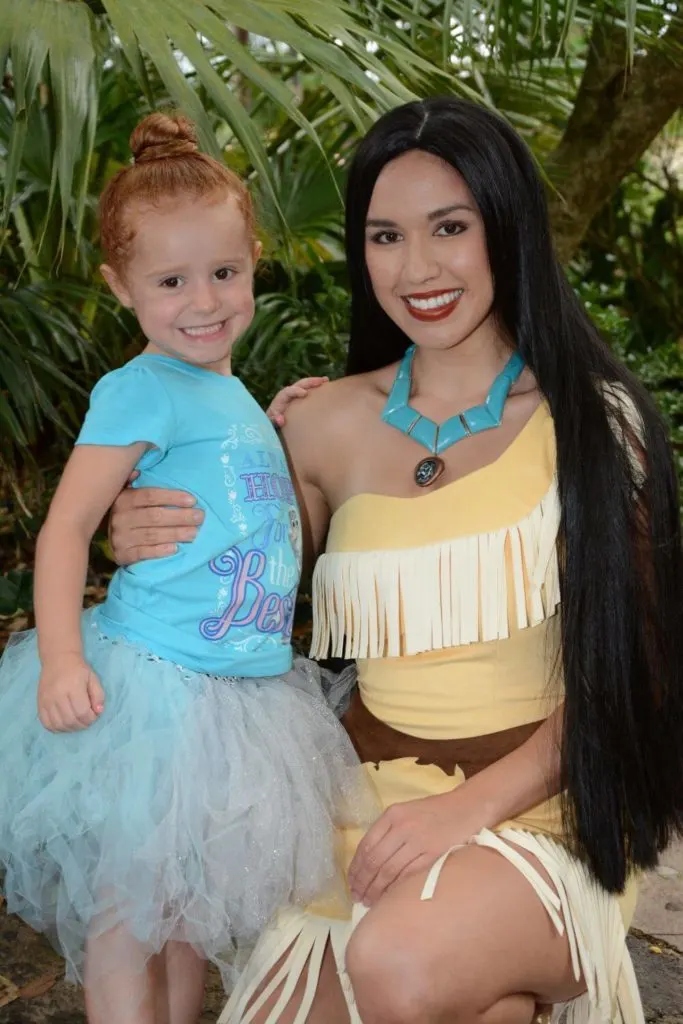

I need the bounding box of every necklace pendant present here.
[415,456,445,488]
[382,345,526,487]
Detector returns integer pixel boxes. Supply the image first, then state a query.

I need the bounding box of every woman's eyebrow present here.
[427,203,474,220]
[366,203,474,229]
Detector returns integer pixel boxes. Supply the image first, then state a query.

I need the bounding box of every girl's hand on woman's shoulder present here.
[38,654,105,733]
[266,376,329,428]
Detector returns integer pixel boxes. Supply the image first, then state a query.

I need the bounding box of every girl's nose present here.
[192,282,221,313]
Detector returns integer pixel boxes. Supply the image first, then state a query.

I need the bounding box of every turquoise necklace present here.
[381,345,525,487]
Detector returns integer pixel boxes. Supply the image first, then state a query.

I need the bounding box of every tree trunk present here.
[547,11,683,263]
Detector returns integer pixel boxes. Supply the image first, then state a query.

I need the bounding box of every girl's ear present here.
[100,264,134,308]
[252,240,263,264]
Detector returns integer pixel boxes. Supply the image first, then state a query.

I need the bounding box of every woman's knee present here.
[346,900,531,1024]
[346,913,463,1024]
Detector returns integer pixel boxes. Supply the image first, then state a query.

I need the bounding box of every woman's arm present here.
[108,469,329,576]
[107,382,324,565]
[279,424,331,577]
[348,707,563,905]
[109,391,334,573]
[108,482,204,565]
[35,443,147,731]
[460,705,562,824]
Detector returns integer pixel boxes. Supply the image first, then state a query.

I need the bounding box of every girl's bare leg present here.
[163,940,208,1024]
[84,922,156,1024]
[150,951,171,1024]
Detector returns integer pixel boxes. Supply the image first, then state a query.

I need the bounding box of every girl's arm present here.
[35,442,147,732]
[266,376,328,428]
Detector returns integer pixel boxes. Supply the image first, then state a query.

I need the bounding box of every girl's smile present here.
[101,195,260,375]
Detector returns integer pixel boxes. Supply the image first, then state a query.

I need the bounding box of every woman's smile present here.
[402,288,464,321]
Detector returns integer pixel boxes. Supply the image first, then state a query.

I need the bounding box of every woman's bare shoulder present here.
[282,369,390,435]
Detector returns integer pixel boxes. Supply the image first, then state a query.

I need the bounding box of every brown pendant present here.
[414,456,445,488]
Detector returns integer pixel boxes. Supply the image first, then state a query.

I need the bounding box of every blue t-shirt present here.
[76,354,302,677]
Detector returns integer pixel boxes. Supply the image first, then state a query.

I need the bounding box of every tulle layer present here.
[0,611,374,986]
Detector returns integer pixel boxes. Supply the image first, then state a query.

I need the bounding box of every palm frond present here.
[2,0,98,250]
[0,269,127,464]
[1,0,665,250]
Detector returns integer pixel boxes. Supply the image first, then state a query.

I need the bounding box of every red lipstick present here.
[401,289,463,323]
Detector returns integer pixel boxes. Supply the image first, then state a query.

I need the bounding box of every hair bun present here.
[130,112,199,165]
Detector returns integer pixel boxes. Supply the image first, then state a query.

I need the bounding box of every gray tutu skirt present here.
[0,609,372,987]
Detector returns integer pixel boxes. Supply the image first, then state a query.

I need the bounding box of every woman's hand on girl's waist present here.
[109,473,204,566]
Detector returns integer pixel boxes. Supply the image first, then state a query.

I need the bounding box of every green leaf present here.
[2,0,47,228]
[45,3,99,251]
[0,571,33,616]
[101,0,219,157]
[135,9,288,220]
[2,0,99,253]
[168,0,324,145]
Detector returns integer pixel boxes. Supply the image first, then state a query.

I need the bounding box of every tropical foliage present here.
[0,0,681,616]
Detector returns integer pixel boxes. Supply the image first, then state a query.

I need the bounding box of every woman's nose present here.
[403,236,440,285]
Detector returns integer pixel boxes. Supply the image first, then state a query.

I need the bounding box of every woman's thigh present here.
[346,842,585,1021]
[240,941,350,1024]
[240,840,584,1023]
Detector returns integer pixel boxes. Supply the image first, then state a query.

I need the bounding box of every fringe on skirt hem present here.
[219,828,644,1024]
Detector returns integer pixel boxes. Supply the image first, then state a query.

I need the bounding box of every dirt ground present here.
[1,896,681,1023]
[0,896,226,1022]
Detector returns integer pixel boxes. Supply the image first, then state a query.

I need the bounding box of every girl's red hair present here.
[99,112,255,270]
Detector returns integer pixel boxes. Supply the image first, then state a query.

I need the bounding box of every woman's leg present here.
[229,844,578,1024]
[241,940,351,1024]
[481,996,536,1024]
[346,843,585,1024]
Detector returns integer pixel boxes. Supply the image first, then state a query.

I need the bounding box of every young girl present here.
[0,112,370,1024]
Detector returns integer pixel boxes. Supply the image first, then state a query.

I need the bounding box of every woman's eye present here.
[435,221,466,237]
[160,276,182,288]
[370,230,402,245]
[214,267,234,281]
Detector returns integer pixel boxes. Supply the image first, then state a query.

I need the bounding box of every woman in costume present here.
[111,97,683,1024]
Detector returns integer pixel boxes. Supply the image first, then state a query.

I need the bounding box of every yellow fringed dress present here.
[221,401,643,1024]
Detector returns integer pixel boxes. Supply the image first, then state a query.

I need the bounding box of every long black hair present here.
[345,96,683,893]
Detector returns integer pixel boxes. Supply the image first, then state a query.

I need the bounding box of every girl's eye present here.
[435,221,466,237]
[369,230,403,245]
[214,267,234,281]
[161,276,183,288]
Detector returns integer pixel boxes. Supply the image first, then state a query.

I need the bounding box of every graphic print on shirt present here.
[199,424,302,652]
